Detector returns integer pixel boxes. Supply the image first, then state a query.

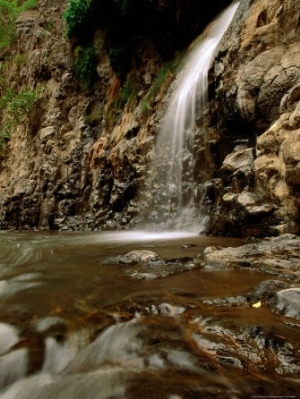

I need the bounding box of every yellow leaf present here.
[252,301,261,308]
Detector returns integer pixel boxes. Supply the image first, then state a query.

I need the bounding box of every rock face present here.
[201,0,300,236]
[0,0,234,231]
[0,0,300,235]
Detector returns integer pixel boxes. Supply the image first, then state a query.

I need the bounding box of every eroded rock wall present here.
[202,0,300,237]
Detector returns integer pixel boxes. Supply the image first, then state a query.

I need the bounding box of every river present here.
[0,230,299,398]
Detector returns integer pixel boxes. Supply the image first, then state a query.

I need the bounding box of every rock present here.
[247,279,290,303]
[39,127,55,144]
[203,0,300,236]
[201,234,300,280]
[222,148,254,172]
[274,288,300,319]
[118,250,161,265]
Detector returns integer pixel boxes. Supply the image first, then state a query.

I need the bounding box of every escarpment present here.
[0,0,300,237]
[200,0,300,237]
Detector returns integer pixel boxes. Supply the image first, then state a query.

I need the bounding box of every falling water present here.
[146,2,240,232]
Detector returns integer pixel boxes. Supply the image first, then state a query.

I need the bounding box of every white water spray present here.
[147,2,239,232]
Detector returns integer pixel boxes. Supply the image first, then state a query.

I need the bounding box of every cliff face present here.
[0,0,300,236]
[201,0,300,236]
[0,0,231,230]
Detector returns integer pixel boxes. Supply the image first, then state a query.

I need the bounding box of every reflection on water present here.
[0,231,299,398]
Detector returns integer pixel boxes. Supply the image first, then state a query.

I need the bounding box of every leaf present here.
[252,301,262,308]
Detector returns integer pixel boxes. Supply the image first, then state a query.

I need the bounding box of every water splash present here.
[146,2,240,233]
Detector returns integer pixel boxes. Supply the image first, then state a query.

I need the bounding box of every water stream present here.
[0,231,299,398]
[146,2,240,233]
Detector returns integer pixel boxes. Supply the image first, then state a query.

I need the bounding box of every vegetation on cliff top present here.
[63,0,205,80]
[0,0,37,49]
[0,0,38,152]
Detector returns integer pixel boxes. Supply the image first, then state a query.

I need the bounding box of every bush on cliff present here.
[0,86,43,152]
[73,46,98,89]
[0,0,37,49]
[63,0,94,42]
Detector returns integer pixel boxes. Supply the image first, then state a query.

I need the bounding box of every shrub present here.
[20,0,37,11]
[73,46,98,89]
[63,0,93,41]
[0,0,37,49]
[0,85,42,152]
[7,87,41,126]
[0,85,43,133]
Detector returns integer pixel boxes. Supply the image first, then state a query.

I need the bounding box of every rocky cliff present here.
[0,0,300,236]
[203,0,300,237]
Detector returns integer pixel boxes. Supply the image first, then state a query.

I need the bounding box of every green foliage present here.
[63,0,93,40]
[0,88,15,110]
[63,0,133,77]
[21,0,37,11]
[6,87,41,128]
[14,53,27,68]
[140,98,151,119]
[73,46,98,89]
[149,61,177,101]
[108,45,130,78]
[0,0,37,49]
[0,85,43,152]
[42,21,53,31]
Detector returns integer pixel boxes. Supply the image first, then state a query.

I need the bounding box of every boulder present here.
[274,288,300,319]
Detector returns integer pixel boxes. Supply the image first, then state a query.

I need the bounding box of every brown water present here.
[0,231,299,398]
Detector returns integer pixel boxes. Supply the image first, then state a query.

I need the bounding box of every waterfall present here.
[145,2,239,233]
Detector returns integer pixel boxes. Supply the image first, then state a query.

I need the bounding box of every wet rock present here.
[117,251,196,279]
[274,288,300,319]
[247,279,290,304]
[200,234,300,280]
[118,250,161,265]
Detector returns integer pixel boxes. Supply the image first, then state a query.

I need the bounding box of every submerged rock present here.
[116,250,196,280]
[118,250,161,265]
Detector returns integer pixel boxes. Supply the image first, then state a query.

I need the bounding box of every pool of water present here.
[0,231,299,398]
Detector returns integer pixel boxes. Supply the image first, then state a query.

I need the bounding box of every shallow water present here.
[0,231,299,398]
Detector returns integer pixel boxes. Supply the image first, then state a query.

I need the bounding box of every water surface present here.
[0,231,299,398]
